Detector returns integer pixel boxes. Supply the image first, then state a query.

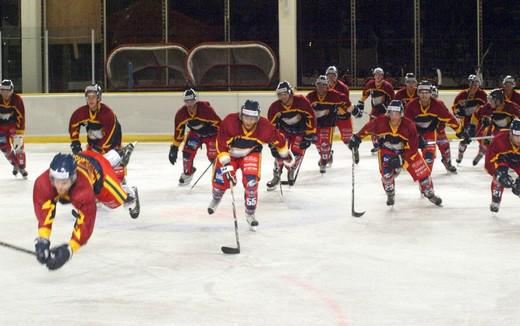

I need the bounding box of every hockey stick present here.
[221,176,240,255]
[190,160,214,191]
[351,149,365,217]
[0,240,35,256]
[280,151,305,186]
[426,135,493,145]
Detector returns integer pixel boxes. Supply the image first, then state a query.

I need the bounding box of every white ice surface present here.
[0,142,519,326]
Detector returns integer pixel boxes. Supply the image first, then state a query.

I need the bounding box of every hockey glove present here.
[351,101,365,118]
[418,136,426,149]
[299,133,317,150]
[348,134,361,151]
[481,116,491,128]
[169,145,178,165]
[70,140,82,154]
[34,237,50,264]
[220,164,236,185]
[269,144,281,158]
[456,128,472,145]
[496,167,514,188]
[388,155,403,170]
[12,135,23,152]
[513,178,520,196]
[46,244,72,270]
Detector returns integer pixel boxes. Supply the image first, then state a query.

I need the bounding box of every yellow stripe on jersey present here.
[104,176,127,204]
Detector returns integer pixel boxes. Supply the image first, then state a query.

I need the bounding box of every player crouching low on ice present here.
[169,88,221,186]
[348,100,442,207]
[207,100,294,231]
[33,152,140,270]
[484,119,520,213]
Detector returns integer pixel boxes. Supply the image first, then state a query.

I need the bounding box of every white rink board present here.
[0,142,519,325]
[21,90,463,136]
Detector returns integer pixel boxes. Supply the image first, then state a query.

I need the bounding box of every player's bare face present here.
[406,81,417,90]
[374,73,383,83]
[52,178,73,195]
[185,99,196,110]
[86,94,99,110]
[326,74,337,84]
[242,116,258,130]
[1,90,12,101]
[504,83,513,92]
[469,83,479,93]
[277,92,290,105]
[388,111,402,125]
[511,134,520,147]
[419,91,431,104]
[316,83,328,96]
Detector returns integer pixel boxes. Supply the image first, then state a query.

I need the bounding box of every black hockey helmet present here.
[183,88,197,101]
[276,81,293,95]
[0,79,14,92]
[431,85,439,99]
[315,75,328,86]
[85,84,102,101]
[240,100,261,121]
[49,153,77,182]
[417,80,432,93]
[386,100,404,116]
[405,73,416,83]
[511,118,520,136]
[488,88,504,102]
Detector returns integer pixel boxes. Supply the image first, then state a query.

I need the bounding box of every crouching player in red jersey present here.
[484,119,520,213]
[169,89,221,185]
[348,100,442,207]
[207,100,294,231]
[33,151,140,270]
[0,79,28,178]
[69,84,136,183]
[267,81,316,189]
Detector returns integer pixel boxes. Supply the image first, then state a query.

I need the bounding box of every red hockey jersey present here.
[472,101,520,135]
[267,95,316,135]
[361,79,395,117]
[306,89,349,128]
[395,87,418,107]
[485,130,520,175]
[172,101,221,146]
[452,89,488,119]
[405,98,460,133]
[0,94,25,134]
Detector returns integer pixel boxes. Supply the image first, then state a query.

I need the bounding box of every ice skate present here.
[472,152,484,166]
[120,142,136,166]
[179,167,197,186]
[126,186,140,219]
[266,171,281,191]
[490,201,500,213]
[207,197,221,215]
[442,159,457,173]
[287,167,297,186]
[386,190,395,206]
[246,212,258,231]
[326,150,334,168]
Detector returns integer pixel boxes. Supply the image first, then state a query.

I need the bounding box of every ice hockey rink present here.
[1,141,519,326]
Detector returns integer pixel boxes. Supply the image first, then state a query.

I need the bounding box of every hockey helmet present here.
[276,81,293,95]
[405,73,416,84]
[49,153,77,182]
[431,85,439,99]
[417,80,432,93]
[386,100,404,115]
[373,67,384,76]
[315,75,328,86]
[183,88,197,101]
[240,100,261,121]
[0,79,14,92]
[325,66,338,76]
[503,75,516,87]
[85,84,102,101]
[468,74,481,85]
[511,118,520,136]
[488,88,505,102]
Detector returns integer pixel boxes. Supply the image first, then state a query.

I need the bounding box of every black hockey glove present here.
[300,133,317,150]
[481,116,491,128]
[269,144,281,158]
[169,145,178,165]
[418,136,426,149]
[496,167,514,188]
[70,140,82,154]
[34,237,50,264]
[351,101,365,118]
[348,134,361,151]
[512,178,520,196]
[388,155,403,170]
[46,244,72,271]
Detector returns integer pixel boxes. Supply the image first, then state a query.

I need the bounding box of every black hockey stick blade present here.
[0,241,36,256]
[221,246,240,254]
[352,209,366,218]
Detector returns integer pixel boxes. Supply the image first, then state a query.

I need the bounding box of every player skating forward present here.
[348,100,442,207]
[208,100,293,230]
[502,75,520,106]
[169,89,221,185]
[33,152,140,270]
[404,81,463,172]
[452,75,487,164]
[484,119,520,213]
[431,86,458,173]
[470,89,520,165]
[69,84,135,182]
[0,79,28,178]
[306,75,350,173]
[394,73,418,107]
[353,67,395,153]
[267,81,316,189]
[325,66,355,146]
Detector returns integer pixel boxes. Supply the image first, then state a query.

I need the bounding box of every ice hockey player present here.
[404,81,463,172]
[0,79,28,178]
[502,75,520,106]
[431,86,457,172]
[325,66,355,146]
[306,75,350,173]
[169,88,221,185]
[394,73,418,106]
[33,152,140,270]
[353,67,395,153]
[267,81,316,189]
[470,88,520,165]
[484,118,520,213]
[207,100,294,231]
[348,100,442,207]
[451,74,487,163]
[69,84,135,182]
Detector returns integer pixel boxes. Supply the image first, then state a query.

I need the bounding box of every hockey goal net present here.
[186,42,277,89]
[107,44,189,90]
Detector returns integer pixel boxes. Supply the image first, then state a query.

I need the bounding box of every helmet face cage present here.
[85,84,102,101]
[0,79,14,92]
